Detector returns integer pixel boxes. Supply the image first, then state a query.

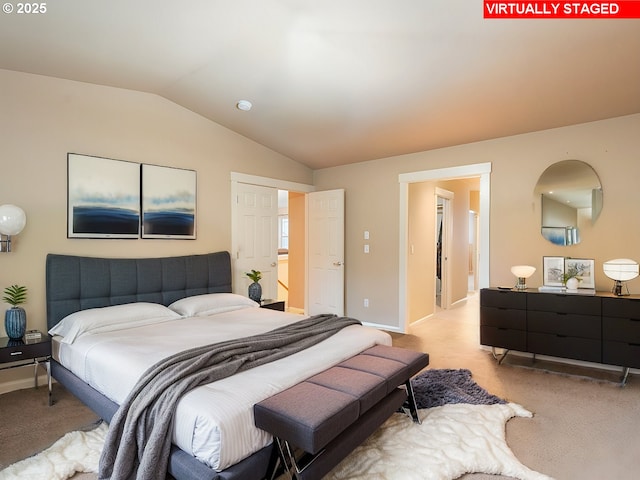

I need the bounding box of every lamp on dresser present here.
[510,265,536,290]
[603,258,639,296]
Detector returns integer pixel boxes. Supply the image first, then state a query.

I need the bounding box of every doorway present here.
[399,163,491,333]
[277,190,306,313]
[230,173,345,316]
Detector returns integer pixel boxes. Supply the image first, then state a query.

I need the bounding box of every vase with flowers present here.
[562,267,581,291]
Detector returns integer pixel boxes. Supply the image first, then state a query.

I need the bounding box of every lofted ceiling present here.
[1,1,639,170]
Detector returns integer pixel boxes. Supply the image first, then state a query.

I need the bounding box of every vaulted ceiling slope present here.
[1,1,639,169]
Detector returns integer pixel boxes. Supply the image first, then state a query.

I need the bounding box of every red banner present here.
[484,1,640,18]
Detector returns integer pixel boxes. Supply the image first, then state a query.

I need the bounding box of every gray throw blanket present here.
[98,314,360,480]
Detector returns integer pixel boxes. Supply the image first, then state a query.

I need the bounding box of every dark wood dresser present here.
[480,288,640,383]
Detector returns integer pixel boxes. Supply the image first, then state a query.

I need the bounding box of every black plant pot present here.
[248,282,262,303]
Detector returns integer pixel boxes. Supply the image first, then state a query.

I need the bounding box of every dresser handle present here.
[10,351,23,356]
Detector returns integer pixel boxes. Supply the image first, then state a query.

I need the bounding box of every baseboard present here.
[450,297,469,308]
[362,321,403,333]
[0,374,51,395]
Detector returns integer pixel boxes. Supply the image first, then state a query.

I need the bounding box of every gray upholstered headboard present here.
[46,251,232,330]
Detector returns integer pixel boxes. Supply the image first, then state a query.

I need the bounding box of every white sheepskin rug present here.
[0,423,107,480]
[325,402,555,480]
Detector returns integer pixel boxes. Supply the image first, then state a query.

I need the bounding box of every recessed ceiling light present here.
[236,100,252,111]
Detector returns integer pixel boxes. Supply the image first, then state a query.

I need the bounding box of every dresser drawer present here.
[602,297,640,319]
[603,316,640,343]
[528,332,601,363]
[480,326,527,351]
[480,289,526,309]
[603,341,640,368]
[0,341,51,363]
[528,311,601,339]
[527,292,601,315]
[480,306,526,330]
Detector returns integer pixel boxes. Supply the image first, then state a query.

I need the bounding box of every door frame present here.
[398,163,491,333]
[231,172,315,307]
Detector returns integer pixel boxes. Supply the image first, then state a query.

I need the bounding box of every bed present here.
[45,251,392,480]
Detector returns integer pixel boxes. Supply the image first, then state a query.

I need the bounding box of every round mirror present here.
[534,160,602,246]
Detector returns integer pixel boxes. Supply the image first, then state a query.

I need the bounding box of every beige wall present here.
[287,192,305,310]
[0,69,312,387]
[407,181,436,323]
[314,113,640,328]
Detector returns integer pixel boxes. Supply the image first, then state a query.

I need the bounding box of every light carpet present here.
[0,423,107,480]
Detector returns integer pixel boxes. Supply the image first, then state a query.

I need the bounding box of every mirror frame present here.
[534,160,602,246]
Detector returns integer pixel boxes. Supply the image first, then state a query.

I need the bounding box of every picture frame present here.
[543,256,565,286]
[141,164,196,239]
[67,153,141,238]
[565,257,595,289]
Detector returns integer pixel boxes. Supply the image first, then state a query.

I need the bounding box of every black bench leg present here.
[403,379,421,424]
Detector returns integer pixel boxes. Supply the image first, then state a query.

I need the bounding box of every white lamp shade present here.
[603,259,639,282]
[511,265,536,279]
[0,204,26,235]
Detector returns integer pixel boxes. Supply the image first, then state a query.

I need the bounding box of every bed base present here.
[51,360,273,480]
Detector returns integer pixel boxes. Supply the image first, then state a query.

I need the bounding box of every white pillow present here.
[168,293,259,317]
[49,302,181,344]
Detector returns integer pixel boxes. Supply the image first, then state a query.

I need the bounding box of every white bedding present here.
[54,305,391,471]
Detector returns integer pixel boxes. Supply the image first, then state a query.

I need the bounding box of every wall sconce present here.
[511,265,536,290]
[0,204,27,252]
[603,258,639,296]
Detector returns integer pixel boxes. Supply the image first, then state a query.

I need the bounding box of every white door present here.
[307,189,345,316]
[232,183,278,302]
[435,187,453,310]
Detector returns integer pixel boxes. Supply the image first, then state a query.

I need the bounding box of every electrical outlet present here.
[364,298,369,307]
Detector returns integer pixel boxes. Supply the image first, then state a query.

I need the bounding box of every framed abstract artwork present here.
[543,256,565,286]
[67,153,140,238]
[141,164,196,239]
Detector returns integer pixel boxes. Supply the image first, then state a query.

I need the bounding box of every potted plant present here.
[3,284,27,339]
[245,270,262,303]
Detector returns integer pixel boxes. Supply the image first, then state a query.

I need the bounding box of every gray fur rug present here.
[412,368,506,408]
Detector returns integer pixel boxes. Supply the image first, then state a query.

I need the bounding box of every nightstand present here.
[260,299,286,311]
[0,332,52,405]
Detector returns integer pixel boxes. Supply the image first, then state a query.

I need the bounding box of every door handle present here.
[333,261,343,266]
[271,262,277,267]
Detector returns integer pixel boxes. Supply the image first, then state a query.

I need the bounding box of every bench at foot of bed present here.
[253,345,429,480]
